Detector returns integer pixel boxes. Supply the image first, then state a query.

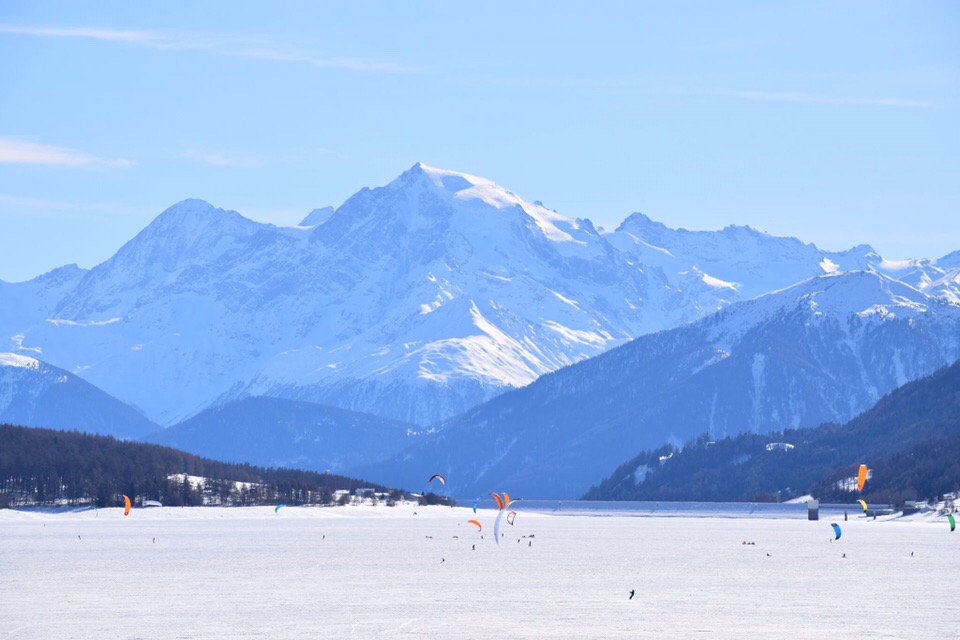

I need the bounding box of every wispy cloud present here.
[0,194,148,217]
[670,87,932,108]
[183,149,259,169]
[0,25,151,42]
[0,136,135,168]
[0,24,408,73]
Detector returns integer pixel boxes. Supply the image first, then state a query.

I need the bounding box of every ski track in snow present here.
[0,505,954,639]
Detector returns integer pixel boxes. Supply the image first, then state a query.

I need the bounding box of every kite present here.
[122,495,131,516]
[468,519,482,532]
[948,514,956,533]
[494,499,522,546]
[494,506,507,545]
[856,465,868,492]
[472,497,480,514]
[275,504,286,513]
[490,492,504,511]
[831,523,842,540]
[427,474,446,485]
[507,511,517,526]
[857,499,868,513]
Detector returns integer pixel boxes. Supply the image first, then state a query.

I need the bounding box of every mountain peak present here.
[299,206,335,227]
[830,243,880,258]
[938,249,960,269]
[159,198,217,217]
[140,199,262,240]
[392,162,488,196]
[720,223,768,237]
[9,263,88,286]
[759,270,937,320]
[92,199,266,280]
[356,163,585,244]
[616,212,669,234]
[0,352,40,370]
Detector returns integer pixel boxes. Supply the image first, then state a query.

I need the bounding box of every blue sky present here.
[1,1,958,281]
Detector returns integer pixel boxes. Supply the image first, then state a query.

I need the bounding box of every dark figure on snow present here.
[629,589,635,600]
[441,558,445,564]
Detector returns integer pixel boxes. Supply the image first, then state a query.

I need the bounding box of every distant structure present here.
[808,499,819,521]
[765,442,795,452]
[902,501,922,516]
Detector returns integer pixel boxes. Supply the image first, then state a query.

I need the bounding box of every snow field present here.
[0,505,955,639]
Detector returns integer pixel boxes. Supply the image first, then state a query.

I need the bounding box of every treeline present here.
[813,432,960,505]
[584,360,960,505]
[582,434,823,503]
[0,423,433,508]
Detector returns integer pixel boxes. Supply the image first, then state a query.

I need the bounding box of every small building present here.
[807,499,819,521]
[765,442,795,452]
[902,501,924,516]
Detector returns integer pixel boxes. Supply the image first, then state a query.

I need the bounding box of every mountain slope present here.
[0,165,707,426]
[148,397,416,473]
[235,163,691,423]
[0,353,158,439]
[357,272,960,498]
[0,264,87,341]
[585,359,960,504]
[1,164,957,429]
[0,199,292,425]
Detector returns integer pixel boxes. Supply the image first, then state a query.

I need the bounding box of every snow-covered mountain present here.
[0,353,158,438]
[870,251,960,304]
[148,397,415,473]
[234,164,702,424]
[1,199,289,425]
[299,206,335,227]
[356,271,960,498]
[0,264,87,348]
[606,213,960,306]
[0,163,957,430]
[0,164,707,426]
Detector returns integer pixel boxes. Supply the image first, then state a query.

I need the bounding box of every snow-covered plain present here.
[1,505,954,639]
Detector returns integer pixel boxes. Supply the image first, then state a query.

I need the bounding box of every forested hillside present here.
[585,361,960,504]
[0,424,421,508]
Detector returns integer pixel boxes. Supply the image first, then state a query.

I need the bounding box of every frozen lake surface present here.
[1,505,955,639]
